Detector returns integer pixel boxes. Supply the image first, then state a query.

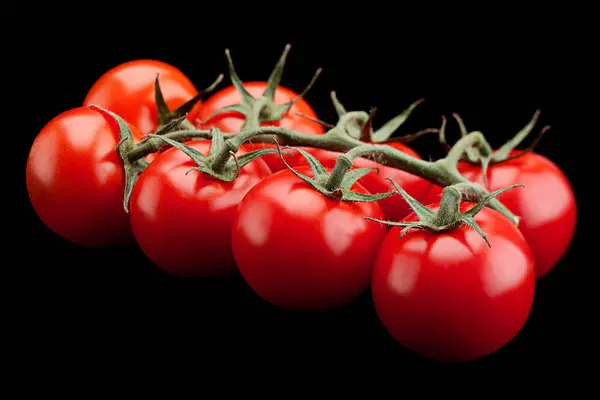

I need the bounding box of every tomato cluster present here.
[26,50,576,363]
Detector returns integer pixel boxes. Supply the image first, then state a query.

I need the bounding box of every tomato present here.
[83,60,200,134]
[129,140,272,278]
[26,106,145,247]
[371,202,536,362]
[422,151,576,279]
[299,142,431,222]
[231,166,387,311]
[197,82,325,172]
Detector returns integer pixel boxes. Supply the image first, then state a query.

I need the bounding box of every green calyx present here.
[154,73,224,131]
[439,109,551,172]
[314,92,439,144]
[90,105,150,212]
[197,44,322,131]
[366,179,523,247]
[144,128,284,182]
[273,140,395,202]
[93,104,281,211]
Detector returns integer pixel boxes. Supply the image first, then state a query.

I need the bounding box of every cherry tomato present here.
[83,60,200,134]
[26,106,145,247]
[197,83,325,172]
[300,142,431,222]
[232,167,387,311]
[129,140,272,278]
[372,202,535,362]
[422,151,576,279]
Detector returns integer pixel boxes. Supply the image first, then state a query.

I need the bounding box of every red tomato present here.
[422,151,576,279]
[26,106,144,247]
[372,202,535,362]
[231,167,387,311]
[197,83,325,172]
[129,140,272,278]
[83,60,200,134]
[300,142,431,222]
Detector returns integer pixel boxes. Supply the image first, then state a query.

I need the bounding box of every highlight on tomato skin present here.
[197,82,326,172]
[26,106,146,248]
[231,166,388,312]
[83,59,200,134]
[370,203,536,363]
[128,140,273,279]
[421,150,577,279]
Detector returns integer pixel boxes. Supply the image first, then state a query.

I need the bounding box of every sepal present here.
[365,178,524,247]
[201,45,322,129]
[154,73,223,129]
[90,105,149,212]
[144,133,285,182]
[273,140,394,203]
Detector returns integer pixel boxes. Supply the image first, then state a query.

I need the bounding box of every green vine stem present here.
[440,130,493,173]
[125,121,519,225]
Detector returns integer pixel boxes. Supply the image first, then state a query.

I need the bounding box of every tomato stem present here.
[323,156,352,191]
[365,179,524,246]
[335,111,370,139]
[125,129,219,162]
[124,124,519,224]
[440,130,493,177]
[433,186,462,226]
[240,97,271,131]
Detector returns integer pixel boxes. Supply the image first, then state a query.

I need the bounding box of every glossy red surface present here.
[26,106,144,247]
[197,83,325,172]
[232,167,387,311]
[302,142,431,222]
[129,140,272,278]
[84,60,200,134]
[372,203,536,362]
[423,151,577,278]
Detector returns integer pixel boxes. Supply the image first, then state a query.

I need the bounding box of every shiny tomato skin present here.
[83,60,200,134]
[422,151,576,279]
[129,140,272,278]
[372,203,536,363]
[197,82,325,172]
[26,106,145,247]
[232,167,387,311]
[302,142,431,222]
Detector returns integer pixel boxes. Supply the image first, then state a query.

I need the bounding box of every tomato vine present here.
[26,42,577,361]
[116,112,521,225]
[103,44,557,228]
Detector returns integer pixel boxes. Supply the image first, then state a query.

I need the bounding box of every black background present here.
[13,8,595,377]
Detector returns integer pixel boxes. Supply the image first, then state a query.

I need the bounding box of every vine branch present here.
[125,124,519,225]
